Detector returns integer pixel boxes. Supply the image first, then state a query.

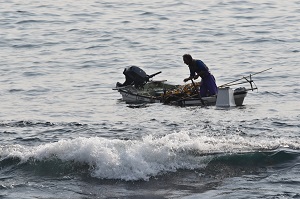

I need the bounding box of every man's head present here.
[183,54,193,65]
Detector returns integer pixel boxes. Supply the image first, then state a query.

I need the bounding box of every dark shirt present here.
[189,59,210,78]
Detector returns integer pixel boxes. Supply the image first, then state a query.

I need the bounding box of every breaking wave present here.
[0,131,299,181]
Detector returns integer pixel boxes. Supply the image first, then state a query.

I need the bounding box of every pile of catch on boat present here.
[114,66,271,107]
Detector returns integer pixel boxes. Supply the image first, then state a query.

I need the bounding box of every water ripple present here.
[0,0,300,197]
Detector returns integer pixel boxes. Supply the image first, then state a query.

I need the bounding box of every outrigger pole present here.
[218,67,272,90]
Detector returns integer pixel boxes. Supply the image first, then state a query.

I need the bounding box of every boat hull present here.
[119,89,161,103]
[117,86,247,106]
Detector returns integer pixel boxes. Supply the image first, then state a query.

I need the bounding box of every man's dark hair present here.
[183,54,193,62]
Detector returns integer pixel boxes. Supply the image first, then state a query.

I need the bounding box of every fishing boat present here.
[114,66,271,107]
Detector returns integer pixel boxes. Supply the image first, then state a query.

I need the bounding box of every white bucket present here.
[216,87,236,107]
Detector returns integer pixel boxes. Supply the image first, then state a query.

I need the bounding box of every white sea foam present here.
[0,131,299,181]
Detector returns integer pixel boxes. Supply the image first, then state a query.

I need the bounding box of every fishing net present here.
[162,82,200,103]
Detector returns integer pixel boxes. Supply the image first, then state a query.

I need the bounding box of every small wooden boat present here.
[114,66,271,107]
[115,81,248,106]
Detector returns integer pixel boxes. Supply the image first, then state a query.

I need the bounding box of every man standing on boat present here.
[183,54,218,97]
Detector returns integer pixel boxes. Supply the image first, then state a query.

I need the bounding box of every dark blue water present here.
[0,1,299,198]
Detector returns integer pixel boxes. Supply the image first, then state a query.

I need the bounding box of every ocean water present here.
[0,0,299,198]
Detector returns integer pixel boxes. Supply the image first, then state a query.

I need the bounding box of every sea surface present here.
[0,0,300,198]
